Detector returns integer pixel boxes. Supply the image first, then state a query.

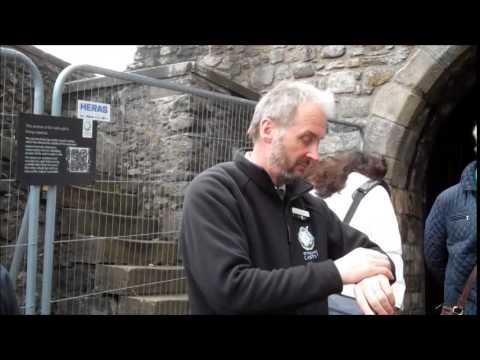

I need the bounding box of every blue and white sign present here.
[77,100,111,122]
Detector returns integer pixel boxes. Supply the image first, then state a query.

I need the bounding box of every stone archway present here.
[363,45,476,314]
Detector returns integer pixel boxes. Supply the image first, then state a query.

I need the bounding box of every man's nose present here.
[306,144,319,161]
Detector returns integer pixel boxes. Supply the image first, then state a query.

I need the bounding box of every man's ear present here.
[259,117,275,144]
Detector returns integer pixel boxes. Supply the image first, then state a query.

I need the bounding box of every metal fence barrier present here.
[40,63,256,314]
[0,46,44,314]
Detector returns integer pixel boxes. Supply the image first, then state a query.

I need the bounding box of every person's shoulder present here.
[427,184,461,216]
[187,161,244,195]
[435,183,461,203]
[348,172,369,184]
[346,172,369,191]
[304,191,331,214]
[366,179,391,197]
[190,161,232,184]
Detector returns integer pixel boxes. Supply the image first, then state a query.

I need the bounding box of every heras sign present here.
[77,100,111,122]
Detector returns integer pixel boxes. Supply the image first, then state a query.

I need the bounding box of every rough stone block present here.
[405,274,422,293]
[336,96,371,119]
[391,189,423,219]
[395,49,445,95]
[370,82,425,128]
[250,65,275,90]
[53,294,119,315]
[365,115,418,163]
[381,156,408,189]
[118,294,189,315]
[57,237,179,266]
[401,214,424,245]
[321,46,346,58]
[275,64,292,81]
[60,185,138,216]
[327,71,356,93]
[402,243,416,263]
[363,68,394,88]
[270,49,284,64]
[95,265,186,296]
[60,208,160,238]
[325,61,345,70]
[317,131,362,154]
[420,45,470,69]
[292,63,315,79]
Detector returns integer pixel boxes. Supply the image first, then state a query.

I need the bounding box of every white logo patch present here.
[298,225,315,251]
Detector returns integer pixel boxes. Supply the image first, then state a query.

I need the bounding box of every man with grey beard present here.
[180,81,397,314]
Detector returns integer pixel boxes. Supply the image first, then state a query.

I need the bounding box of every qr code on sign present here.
[67,147,90,173]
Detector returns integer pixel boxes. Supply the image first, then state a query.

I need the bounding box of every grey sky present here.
[35,45,138,72]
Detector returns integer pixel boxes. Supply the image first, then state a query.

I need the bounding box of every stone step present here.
[65,181,141,194]
[60,185,138,216]
[117,294,189,315]
[57,236,179,266]
[95,264,187,296]
[59,208,160,238]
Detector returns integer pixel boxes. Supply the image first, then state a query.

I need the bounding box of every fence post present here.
[39,66,67,315]
[0,47,45,315]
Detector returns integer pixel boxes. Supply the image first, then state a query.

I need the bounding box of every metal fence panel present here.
[47,68,255,314]
[0,47,38,314]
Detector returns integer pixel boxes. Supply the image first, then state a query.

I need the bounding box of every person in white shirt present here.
[306,151,406,312]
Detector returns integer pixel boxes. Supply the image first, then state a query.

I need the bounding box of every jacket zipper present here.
[284,201,292,244]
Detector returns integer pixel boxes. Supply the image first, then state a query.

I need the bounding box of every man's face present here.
[268,103,327,184]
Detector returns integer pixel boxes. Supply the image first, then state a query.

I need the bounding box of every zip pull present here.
[287,224,292,244]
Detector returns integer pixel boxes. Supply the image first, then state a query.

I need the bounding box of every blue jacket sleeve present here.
[424,193,448,285]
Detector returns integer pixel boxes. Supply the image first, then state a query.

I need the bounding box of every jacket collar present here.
[234,150,313,202]
[460,161,477,192]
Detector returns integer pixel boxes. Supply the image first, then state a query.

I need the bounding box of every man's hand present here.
[354,274,396,315]
[334,247,394,285]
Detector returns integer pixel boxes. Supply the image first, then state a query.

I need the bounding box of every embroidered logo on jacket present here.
[298,226,315,251]
[298,225,319,262]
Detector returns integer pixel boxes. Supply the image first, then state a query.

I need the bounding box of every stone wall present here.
[129,45,477,314]
[129,45,414,155]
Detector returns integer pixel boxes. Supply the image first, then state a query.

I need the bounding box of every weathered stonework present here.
[370,82,425,128]
[127,44,476,315]
[321,46,346,58]
[327,70,357,93]
[292,63,315,79]
[2,44,476,314]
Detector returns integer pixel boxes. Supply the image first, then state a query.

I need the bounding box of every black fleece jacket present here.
[180,153,395,314]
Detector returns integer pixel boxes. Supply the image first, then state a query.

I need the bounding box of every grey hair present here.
[247,80,336,142]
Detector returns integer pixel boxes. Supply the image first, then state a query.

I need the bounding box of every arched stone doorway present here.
[364,45,476,314]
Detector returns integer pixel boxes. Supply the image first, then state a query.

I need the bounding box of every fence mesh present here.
[0,48,36,313]
[48,70,255,314]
